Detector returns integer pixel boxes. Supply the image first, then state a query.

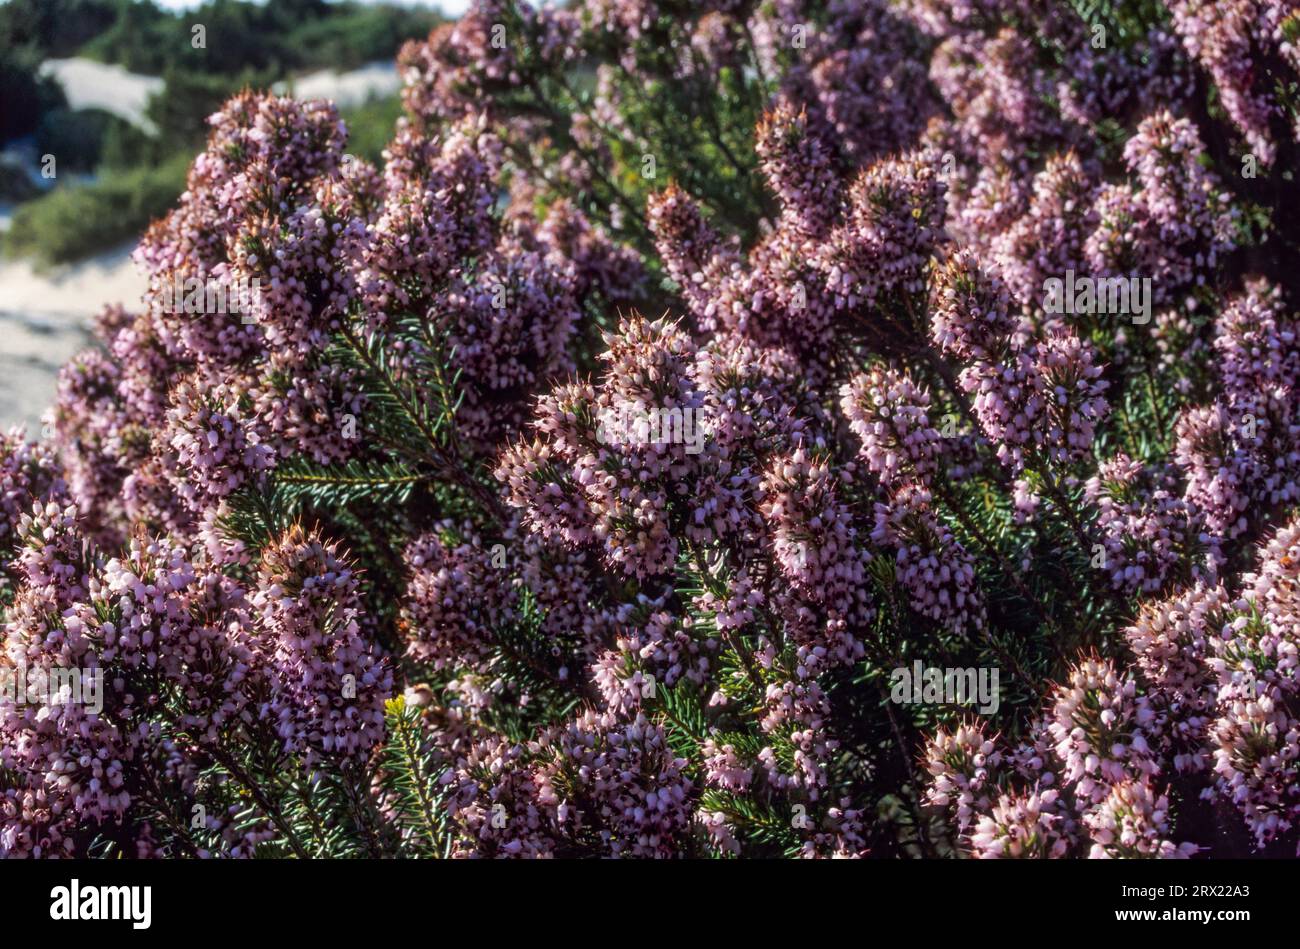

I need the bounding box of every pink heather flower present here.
[1246,519,1300,625]
[357,118,501,326]
[755,101,844,238]
[649,150,843,360]
[799,798,872,859]
[1085,454,1200,595]
[2,522,135,839]
[697,809,741,855]
[929,259,1109,474]
[840,366,942,486]
[1124,584,1226,770]
[923,720,1004,833]
[591,597,710,712]
[398,0,579,125]
[1011,476,1040,524]
[540,710,695,858]
[1083,777,1199,858]
[1086,111,1235,301]
[872,483,985,635]
[692,566,763,633]
[1165,0,1294,166]
[778,0,933,165]
[9,500,90,611]
[0,432,67,595]
[1032,330,1110,466]
[759,448,872,630]
[969,789,1075,858]
[701,738,754,792]
[819,150,947,308]
[646,183,740,335]
[1175,403,1253,541]
[443,737,559,859]
[46,349,136,545]
[992,150,1098,308]
[1056,27,1193,131]
[929,28,1061,170]
[445,708,696,859]
[526,197,647,305]
[1203,519,1300,846]
[1207,691,1300,848]
[929,248,1017,363]
[429,245,581,451]
[1047,656,1161,804]
[163,379,276,511]
[948,162,1030,255]
[499,315,808,581]
[1,507,255,856]
[1214,280,1296,411]
[402,527,516,672]
[252,526,391,766]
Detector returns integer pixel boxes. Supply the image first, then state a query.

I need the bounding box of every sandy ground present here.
[0,245,147,436]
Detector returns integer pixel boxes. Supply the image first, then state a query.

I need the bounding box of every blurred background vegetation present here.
[0,0,442,266]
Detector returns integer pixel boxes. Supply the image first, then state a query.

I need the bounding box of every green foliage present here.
[67,0,440,77]
[478,589,584,741]
[283,7,443,72]
[34,107,126,172]
[273,456,426,508]
[376,697,454,857]
[0,43,66,143]
[3,152,188,265]
[0,160,39,203]
[216,479,296,554]
[577,61,772,242]
[1066,0,1173,48]
[328,325,462,473]
[76,0,190,74]
[341,96,405,166]
[0,0,118,59]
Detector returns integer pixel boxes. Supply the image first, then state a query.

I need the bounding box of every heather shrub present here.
[3,0,1300,859]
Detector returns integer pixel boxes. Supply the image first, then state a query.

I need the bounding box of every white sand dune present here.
[275,61,401,109]
[40,59,165,134]
[39,55,402,136]
[39,56,404,136]
[0,244,147,435]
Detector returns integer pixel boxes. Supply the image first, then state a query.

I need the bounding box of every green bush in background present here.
[340,95,405,166]
[0,0,442,267]
[3,153,189,266]
[0,45,66,143]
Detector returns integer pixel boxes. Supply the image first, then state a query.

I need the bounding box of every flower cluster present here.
[0,498,363,856]
[7,0,1300,859]
[930,250,1110,473]
[1166,0,1300,166]
[251,526,392,766]
[928,516,1300,856]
